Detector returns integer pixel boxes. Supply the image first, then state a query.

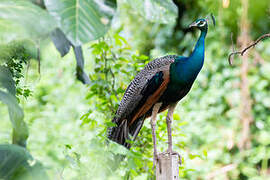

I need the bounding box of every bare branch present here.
[228,33,270,65]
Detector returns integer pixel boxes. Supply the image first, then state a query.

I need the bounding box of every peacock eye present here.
[198,21,205,26]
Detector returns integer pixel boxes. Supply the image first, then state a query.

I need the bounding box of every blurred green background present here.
[0,0,270,179]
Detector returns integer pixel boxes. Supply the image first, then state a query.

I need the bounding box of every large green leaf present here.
[45,0,116,45]
[0,144,48,180]
[127,0,178,24]
[0,90,28,147]
[0,0,56,39]
[0,66,16,96]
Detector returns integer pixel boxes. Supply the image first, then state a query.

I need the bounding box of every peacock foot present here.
[166,149,182,164]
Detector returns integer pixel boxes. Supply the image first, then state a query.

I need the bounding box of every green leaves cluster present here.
[0,41,35,147]
[86,34,148,115]
[81,33,149,132]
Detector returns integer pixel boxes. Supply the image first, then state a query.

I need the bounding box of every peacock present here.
[108,18,209,164]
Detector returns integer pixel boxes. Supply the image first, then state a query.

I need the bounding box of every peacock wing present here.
[113,55,177,125]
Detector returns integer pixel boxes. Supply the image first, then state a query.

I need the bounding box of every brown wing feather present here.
[128,70,170,126]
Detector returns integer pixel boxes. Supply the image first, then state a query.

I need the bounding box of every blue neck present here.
[190,30,207,59]
[186,29,207,72]
[171,29,207,84]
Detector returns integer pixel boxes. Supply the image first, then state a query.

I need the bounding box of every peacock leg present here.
[166,103,177,154]
[150,102,162,169]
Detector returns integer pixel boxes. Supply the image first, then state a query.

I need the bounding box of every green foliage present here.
[0,41,35,99]
[44,0,117,83]
[0,144,48,180]
[0,41,37,147]
[86,34,148,117]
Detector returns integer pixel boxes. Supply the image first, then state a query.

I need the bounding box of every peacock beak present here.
[188,21,198,28]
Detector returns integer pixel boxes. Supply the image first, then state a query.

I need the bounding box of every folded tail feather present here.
[107,116,145,149]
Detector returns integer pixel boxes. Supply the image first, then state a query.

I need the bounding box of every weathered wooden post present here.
[156,152,180,180]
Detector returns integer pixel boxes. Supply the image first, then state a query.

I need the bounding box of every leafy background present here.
[0,0,270,179]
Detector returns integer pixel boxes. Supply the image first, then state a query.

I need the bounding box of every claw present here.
[166,149,182,164]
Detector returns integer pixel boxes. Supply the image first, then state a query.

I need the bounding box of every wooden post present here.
[156,152,180,180]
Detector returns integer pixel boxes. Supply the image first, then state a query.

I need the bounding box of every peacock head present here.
[189,19,208,32]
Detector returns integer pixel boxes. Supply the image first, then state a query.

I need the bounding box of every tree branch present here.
[228,33,270,65]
